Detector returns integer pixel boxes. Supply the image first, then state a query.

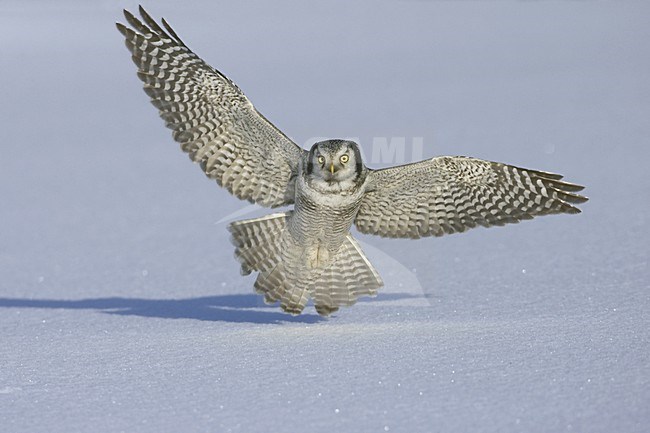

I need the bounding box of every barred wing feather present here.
[355,156,588,239]
[117,7,304,207]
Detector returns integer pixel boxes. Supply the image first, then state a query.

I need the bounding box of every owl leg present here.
[306,244,331,269]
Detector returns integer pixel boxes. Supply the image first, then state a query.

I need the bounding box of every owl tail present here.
[228,213,383,316]
[308,235,383,316]
[228,212,289,277]
[228,212,307,314]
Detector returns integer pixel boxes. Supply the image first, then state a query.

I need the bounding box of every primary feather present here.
[117,6,304,207]
[356,157,587,239]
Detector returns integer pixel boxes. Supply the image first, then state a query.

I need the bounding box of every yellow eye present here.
[317,155,325,164]
[340,154,349,164]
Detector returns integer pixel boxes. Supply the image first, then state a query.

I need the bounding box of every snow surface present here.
[1,1,649,432]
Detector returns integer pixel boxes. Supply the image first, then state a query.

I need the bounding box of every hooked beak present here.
[329,163,335,174]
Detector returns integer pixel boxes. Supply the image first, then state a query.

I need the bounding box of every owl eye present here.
[340,154,349,164]
[317,155,325,164]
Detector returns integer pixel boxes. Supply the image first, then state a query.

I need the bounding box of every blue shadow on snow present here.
[0,293,417,324]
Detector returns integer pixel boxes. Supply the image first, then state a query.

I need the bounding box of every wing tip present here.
[115,22,127,36]
[526,166,589,204]
[555,189,589,205]
[122,8,136,23]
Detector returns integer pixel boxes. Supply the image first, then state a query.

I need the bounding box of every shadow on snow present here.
[0,293,418,324]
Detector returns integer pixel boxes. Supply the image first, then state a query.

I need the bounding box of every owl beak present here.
[329,163,335,174]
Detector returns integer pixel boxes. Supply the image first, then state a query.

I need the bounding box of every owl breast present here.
[288,168,367,269]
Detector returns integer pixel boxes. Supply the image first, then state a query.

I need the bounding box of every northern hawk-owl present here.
[117,8,588,316]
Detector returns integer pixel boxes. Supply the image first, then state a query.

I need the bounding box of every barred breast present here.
[288,168,366,269]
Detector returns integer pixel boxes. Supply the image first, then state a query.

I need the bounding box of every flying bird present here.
[117,7,588,316]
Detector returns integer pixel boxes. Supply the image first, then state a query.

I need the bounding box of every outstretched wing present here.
[355,156,588,239]
[116,7,305,207]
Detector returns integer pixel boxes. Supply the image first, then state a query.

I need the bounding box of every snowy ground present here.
[1,1,649,432]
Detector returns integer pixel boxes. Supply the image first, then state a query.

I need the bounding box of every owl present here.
[117,7,588,316]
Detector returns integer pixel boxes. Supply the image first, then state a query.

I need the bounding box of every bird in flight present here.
[117,7,588,316]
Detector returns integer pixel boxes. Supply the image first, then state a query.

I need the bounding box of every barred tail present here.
[310,235,383,316]
[229,214,383,317]
[228,212,308,315]
[228,212,288,276]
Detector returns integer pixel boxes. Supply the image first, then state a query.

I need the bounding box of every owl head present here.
[306,139,363,183]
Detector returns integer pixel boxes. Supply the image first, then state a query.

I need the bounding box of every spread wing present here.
[355,156,588,239]
[116,7,305,207]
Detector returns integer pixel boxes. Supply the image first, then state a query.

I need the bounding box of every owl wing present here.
[117,7,305,207]
[355,156,588,239]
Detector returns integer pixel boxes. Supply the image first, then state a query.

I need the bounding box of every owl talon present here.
[281,305,304,316]
[315,305,338,317]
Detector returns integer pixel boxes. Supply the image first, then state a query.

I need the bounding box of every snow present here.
[1,1,649,432]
